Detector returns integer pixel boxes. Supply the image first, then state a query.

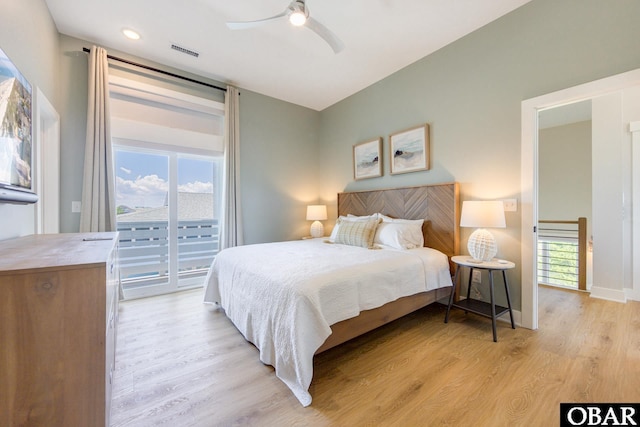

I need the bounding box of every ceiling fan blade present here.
[226,10,288,30]
[306,17,344,54]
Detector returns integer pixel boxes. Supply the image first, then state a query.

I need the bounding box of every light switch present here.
[72,201,81,213]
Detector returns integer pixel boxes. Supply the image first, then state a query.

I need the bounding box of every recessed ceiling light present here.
[122,29,141,40]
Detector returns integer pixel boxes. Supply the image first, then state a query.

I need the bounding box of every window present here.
[109,75,224,298]
[114,146,222,297]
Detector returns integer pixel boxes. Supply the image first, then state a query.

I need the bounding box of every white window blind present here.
[109,75,224,154]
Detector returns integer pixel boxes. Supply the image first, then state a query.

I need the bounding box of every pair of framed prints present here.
[353,123,429,180]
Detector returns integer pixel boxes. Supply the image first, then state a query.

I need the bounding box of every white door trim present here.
[630,120,640,301]
[521,68,640,330]
[34,87,60,234]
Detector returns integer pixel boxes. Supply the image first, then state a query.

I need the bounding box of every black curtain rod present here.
[82,47,227,92]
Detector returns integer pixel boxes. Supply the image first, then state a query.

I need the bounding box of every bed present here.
[203,182,459,406]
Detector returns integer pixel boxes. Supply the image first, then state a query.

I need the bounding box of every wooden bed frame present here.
[316,182,459,354]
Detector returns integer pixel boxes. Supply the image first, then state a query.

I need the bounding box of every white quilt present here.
[203,239,452,406]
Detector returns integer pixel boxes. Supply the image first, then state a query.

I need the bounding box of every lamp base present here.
[467,228,497,262]
[310,220,324,238]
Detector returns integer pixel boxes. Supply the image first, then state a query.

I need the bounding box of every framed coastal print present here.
[353,137,382,180]
[389,124,430,174]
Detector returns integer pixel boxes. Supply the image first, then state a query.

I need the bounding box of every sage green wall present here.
[57,35,88,234]
[56,35,320,242]
[318,0,640,309]
[539,121,592,228]
[239,90,320,244]
[0,0,60,240]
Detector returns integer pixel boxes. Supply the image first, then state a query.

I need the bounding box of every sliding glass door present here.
[176,156,219,289]
[114,144,221,298]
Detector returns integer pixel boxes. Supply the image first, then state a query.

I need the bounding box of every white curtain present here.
[220,85,243,249]
[79,46,116,232]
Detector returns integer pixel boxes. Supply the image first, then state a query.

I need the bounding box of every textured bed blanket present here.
[203,238,452,406]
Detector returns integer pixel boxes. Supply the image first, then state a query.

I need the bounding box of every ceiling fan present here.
[226,0,345,54]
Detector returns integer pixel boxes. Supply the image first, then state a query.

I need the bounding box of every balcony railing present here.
[116,219,219,287]
[537,217,587,290]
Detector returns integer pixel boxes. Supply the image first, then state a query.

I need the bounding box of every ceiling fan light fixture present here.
[226,0,344,53]
[289,11,307,26]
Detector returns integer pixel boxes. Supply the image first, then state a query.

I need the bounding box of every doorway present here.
[521,68,640,330]
[34,87,60,234]
[537,100,592,292]
[114,143,222,299]
[108,73,226,299]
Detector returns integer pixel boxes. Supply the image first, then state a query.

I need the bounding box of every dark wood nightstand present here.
[444,255,516,342]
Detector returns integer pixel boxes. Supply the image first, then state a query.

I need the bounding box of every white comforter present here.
[203,239,452,406]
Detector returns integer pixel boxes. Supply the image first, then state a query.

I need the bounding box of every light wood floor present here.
[110,285,640,426]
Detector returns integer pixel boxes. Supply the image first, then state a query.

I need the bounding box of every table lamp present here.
[306,205,327,238]
[460,200,506,262]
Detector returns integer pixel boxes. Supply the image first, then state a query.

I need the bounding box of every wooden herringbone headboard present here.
[337,182,459,258]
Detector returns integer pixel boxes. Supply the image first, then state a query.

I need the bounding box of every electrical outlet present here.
[471,284,483,299]
[471,270,482,284]
[502,198,517,212]
[71,201,81,213]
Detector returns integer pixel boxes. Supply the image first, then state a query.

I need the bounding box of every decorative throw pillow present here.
[329,214,378,242]
[334,217,381,248]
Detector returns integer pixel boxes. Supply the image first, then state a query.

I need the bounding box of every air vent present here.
[171,44,200,58]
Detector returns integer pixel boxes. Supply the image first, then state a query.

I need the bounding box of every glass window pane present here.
[115,150,170,289]
[176,156,220,287]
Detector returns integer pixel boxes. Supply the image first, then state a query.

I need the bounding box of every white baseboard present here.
[498,309,522,327]
[625,288,640,302]
[589,286,627,303]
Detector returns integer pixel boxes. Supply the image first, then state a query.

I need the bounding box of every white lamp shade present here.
[307,205,327,238]
[460,201,506,228]
[306,205,327,221]
[460,201,505,262]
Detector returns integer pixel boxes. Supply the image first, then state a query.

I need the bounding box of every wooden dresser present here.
[0,232,119,426]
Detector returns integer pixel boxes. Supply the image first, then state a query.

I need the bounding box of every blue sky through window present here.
[115,150,215,209]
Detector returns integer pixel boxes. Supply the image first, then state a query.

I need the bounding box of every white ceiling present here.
[45,0,532,111]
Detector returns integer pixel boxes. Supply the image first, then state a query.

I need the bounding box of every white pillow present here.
[347,213,379,220]
[378,213,423,224]
[374,217,424,249]
[378,213,394,222]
